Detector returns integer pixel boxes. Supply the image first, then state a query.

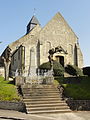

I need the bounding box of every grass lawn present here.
[0,76,21,101]
[55,76,90,100]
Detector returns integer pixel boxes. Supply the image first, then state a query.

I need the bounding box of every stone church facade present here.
[2,12,83,76]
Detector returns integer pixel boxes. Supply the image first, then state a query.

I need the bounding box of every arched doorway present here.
[56,56,64,67]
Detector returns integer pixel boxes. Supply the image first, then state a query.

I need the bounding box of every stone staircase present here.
[22,84,71,114]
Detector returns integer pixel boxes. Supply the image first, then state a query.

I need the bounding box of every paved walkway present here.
[0,109,90,120]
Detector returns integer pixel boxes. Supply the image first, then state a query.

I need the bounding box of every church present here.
[2,12,83,77]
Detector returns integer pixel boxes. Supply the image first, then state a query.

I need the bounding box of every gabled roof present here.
[41,12,78,39]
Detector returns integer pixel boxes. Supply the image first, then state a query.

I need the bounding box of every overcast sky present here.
[0,0,90,66]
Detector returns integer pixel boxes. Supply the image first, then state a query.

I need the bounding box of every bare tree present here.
[2,46,11,80]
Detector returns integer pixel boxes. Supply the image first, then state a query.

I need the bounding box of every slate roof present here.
[30,16,40,25]
[26,16,40,34]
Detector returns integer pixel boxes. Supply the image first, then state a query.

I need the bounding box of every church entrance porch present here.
[55,56,64,67]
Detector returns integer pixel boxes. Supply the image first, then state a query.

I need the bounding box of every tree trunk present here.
[2,47,11,81]
[3,58,11,81]
[4,62,10,80]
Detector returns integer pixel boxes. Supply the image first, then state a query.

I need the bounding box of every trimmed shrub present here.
[83,67,90,76]
[38,61,65,76]
[65,64,83,76]
[39,61,51,70]
[53,61,64,76]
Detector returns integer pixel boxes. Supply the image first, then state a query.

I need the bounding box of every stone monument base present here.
[25,76,54,84]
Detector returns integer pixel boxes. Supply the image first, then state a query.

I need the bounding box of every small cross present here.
[33,8,36,16]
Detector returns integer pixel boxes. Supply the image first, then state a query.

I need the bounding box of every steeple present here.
[26,16,40,34]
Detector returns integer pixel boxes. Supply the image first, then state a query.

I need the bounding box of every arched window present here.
[74,44,78,66]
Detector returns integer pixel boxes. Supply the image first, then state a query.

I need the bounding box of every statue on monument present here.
[48,48,55,70]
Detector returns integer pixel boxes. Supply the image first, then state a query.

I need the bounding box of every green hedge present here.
[38,61,65,76]
[83,67,90,76]
[65,64,83,76]
[63,77,90,100]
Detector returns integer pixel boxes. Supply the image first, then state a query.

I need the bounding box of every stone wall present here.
[9,25,41,73]
[0,67,4,77]
[0,101,26,112]
[77,44,83,68]
[66,100,90,111]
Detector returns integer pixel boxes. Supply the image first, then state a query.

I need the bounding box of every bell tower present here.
[26,16,40,34]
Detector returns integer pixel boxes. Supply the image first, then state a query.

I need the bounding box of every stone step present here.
[23,97,63,101]
[23,87,57,90]
[23,85,57,88]
[22,84,71,114]
[23,86,58,88]
[23,93,60,97]
[23,90,60,94]
[23,96,62,100]
[22,85,57,88]
[27,109,71,114]
[24,97,62,99]
[26,103,68,107]
[23,84,55,88]
[23,93,60,96]
[23,95,61,99]
[23,91,59,94]
[22,88,58,91]
[24,92,60,95]
[24,100,66,104]
[26,106,70,111]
